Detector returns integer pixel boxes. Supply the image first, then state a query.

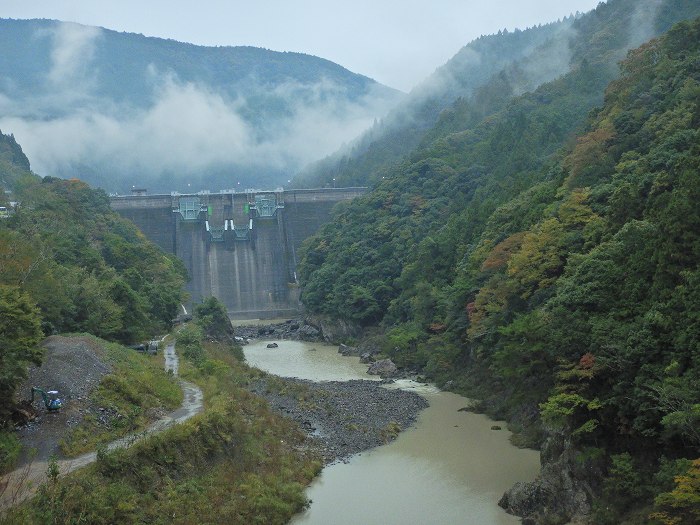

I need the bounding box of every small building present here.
[0,202,18,218]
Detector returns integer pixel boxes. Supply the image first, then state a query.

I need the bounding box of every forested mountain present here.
[0,133,30,197]
[297,5,700,523]
[295,0,700,189]
[0,133,187,463]
[295,17,576,187]
[0,19,402,192]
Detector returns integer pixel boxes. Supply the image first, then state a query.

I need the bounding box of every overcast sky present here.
[2,0,602,91]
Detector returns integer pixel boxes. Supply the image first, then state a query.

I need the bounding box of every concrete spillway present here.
[110,188,366,319]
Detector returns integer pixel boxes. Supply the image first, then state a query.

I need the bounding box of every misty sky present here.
[3,0,603,91]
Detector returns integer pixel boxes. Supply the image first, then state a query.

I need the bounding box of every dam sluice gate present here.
[110,188,366,319]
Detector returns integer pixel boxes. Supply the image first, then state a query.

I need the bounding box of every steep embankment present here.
[0,336,201,510]
[297,11,700,525]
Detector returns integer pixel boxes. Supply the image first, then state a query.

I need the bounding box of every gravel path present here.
[14,336,113,464]
[0,342,203,511]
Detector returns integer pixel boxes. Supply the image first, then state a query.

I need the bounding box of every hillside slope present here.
[0,130,188,471]
[295,17,575,187]
[295,0,700,190]
[297,11,700,525]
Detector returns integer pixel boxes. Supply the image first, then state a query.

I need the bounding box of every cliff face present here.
[500,431,606,524]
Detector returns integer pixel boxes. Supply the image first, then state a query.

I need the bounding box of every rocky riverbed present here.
[249,377,429,464]
[234,319,323,342]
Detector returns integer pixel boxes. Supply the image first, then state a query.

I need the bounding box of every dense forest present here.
[0,19,393,109]
[297,7,700,524]
[297,0,700,190]
[0,138,187,467]
[296,15,577,188]
[1,1,699,522]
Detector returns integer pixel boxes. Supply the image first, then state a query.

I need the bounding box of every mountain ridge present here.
[0,18,402,192]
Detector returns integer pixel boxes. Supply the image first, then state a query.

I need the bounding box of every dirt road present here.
[0,342,203,510]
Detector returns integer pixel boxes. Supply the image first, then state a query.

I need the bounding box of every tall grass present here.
[60,335,182,456]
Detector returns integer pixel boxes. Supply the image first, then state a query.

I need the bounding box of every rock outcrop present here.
[499,430,603,524]
[305,315,364,343]
[234,319,322,342]
[366,358,398,377]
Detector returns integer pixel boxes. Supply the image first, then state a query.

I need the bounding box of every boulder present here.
[359,352,373,364]
[298,324,320,339]
[367,358,397,377]
[499,430,600,524]
[266,342,279,348]
[304,315,363,342]
[338,343,359,356]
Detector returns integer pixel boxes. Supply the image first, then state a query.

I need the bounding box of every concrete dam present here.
[110,188,366,319]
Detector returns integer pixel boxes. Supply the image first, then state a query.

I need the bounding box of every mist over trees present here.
[295,0,699,191]
[1,0,699,521]
[0,19,403,193]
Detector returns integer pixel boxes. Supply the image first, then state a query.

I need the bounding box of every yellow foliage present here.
[480,232,526,272]
[507,217,565,298]
[650,459,700,525]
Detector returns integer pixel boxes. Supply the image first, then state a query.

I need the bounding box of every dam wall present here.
[110,188,366,319]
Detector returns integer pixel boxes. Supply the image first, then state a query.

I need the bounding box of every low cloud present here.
[629,0,664,49]
[0,23,398,191]
[47,21,101,87]
[0,75,390,189]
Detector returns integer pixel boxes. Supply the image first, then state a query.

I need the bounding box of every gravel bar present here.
[250,378,429,464]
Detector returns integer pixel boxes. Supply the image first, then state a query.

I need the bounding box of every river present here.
[243,339,540,525]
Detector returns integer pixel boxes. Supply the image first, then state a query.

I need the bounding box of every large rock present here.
[367,359,397,377]
[357,337,382,358]
[305,315,363,343]
[499,430,602,524]
[338,343,360,356]
[298,324,320,339]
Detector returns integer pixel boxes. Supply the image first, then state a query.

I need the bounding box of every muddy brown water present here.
[243,339,540,525]
[244,340,380,382]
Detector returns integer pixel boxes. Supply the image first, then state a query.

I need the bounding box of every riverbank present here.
[2,338,322,524]
[242,338,542,525]
[250,377,428,464]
